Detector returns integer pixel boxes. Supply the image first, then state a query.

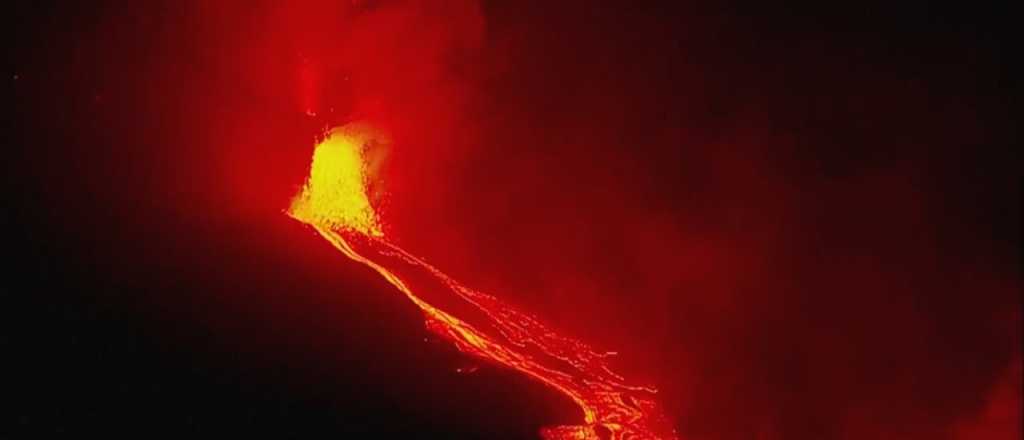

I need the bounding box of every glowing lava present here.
[288,124,677,440]
[288,125,383,236]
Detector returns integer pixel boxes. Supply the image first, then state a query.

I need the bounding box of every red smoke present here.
[17,1,1018,438]
[198,1,1024,438]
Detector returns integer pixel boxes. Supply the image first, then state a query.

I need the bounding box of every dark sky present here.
[7,1,1020,438]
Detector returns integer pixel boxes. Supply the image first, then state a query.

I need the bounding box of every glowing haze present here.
[287,124,678,439]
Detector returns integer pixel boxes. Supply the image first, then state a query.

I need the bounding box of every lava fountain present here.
[287,124,678,440]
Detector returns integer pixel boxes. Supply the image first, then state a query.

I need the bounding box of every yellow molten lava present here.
[287,124,677,440]
[288,125,383,236]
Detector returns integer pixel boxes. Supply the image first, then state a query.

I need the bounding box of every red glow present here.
[18,1,1017,438]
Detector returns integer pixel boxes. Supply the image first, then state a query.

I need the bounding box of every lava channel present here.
[287,124,678,440]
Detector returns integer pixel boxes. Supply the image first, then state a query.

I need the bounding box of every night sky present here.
[8,1,1020,438]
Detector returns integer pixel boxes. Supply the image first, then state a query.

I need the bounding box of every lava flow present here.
[287,124,677,440]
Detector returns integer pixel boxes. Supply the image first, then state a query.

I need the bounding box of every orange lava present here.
[288,125,677,439]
